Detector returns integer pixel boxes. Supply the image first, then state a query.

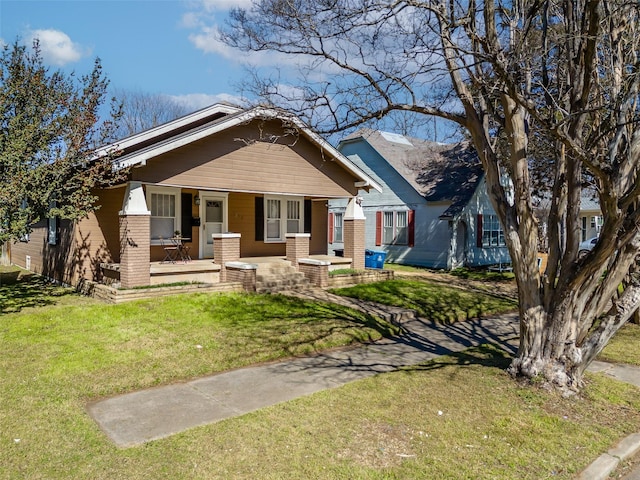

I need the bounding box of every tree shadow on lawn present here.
[0,273,74,314]
[403,343,514,374]
[276,309,520,379]
[332,280,518,324]
[213,293,402,361]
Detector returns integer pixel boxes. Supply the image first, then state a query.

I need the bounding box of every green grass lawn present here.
[2,271,640,479]
[330,279,518,322]
[598,322,640,366]
[385,263,516,282]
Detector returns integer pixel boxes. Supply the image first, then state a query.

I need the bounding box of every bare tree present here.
[221,0,640,392]
[111,88,191,139]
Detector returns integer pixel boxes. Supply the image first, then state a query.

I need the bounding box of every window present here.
[377,210,414,246]
[480,214,506,247]
[333,212,343,243]
[147,187,180,244]
[591,215,603,234]
[47,200,57,246]
[264,196,303,242]
[47,216,57,246]
[287,200,300,234]
[266,198,281,241]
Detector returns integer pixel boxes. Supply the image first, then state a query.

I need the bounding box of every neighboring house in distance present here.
[535,190,603,252]
[9,104,380,289]
[328,129,511,269]
[579,194,603,241]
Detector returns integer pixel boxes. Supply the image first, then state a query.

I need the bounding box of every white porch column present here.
[119,181,151,288]
[343,196,366,270]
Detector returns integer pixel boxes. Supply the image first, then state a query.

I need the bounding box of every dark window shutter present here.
[304,199,312,234]
[328,212,334,244]
[375,211,383,246]
[476,214,483,248]
[255,196,264,241]
[181,193,192,241]
[408,210,415,247]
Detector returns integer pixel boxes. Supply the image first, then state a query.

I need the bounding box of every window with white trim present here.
[482,214,506,247]
[383,211,408,245]
[47,200,57,246]
[287,200,300,234]
[264,195,303,242]
[334,212,343,243]
[147,187,180,244]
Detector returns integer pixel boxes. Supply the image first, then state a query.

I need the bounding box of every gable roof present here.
[340,129,483,217]
[97,104,381,193]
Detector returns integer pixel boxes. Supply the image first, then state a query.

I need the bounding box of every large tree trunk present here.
[508,259,640,393]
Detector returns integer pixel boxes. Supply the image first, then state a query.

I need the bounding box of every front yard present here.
[2,268,640,479]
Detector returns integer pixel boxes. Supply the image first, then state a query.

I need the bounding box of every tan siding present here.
[71,187,124,284]
[10,186,124,286]
[310,200,328,255]
[10,222,49,276]
[228,192,286,257]
[132,120,359,197]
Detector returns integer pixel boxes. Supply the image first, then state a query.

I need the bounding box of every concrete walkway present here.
[86,288,640,479]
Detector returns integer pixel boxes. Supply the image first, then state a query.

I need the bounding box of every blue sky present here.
[0,0,253,110]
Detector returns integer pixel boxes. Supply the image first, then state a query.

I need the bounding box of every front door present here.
[200,194,227,258]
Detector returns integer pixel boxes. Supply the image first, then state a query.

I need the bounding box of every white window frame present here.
[334,212,344,243]
[382,211,409,245]
[146,186,181,246]
[482,214,506,247]
[47,200,58,246]
[264,195,304,243]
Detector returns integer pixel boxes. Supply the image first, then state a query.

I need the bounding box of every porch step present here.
[254,262,310,293]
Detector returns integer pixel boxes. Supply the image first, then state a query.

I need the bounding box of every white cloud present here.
[168,92,245,110]
[27,29,87,66]
[199,0,253,12]
[180,11,202,29]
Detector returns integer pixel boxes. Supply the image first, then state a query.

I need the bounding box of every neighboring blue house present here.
[328,129,511,269]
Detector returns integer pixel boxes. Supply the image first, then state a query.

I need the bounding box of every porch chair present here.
[179,243,191,262]
[160,237,179,263]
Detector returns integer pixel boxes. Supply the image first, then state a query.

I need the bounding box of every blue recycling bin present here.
[365,249,386,269]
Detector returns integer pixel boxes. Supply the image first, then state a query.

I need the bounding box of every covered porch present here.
[113,181,367,290]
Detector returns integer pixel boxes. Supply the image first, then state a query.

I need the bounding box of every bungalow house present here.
[8,104,381,290]
[328,129,512,270]
[534,190,603,252]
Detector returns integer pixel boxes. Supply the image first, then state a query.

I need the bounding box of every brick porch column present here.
[286,233,310,267]
[213,233,241,282]
[343,196,366,270]
[119,181,150,288]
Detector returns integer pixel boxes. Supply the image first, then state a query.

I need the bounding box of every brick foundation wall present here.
[298,262,329,288]
[226,266,257,292]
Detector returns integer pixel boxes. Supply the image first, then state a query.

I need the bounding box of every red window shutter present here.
[375,211,383,246]
[476,214,483,248]
[328,212,334,244]
[408,210,415,247]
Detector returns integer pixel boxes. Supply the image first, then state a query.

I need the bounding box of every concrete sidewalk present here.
[87,290,520,447]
